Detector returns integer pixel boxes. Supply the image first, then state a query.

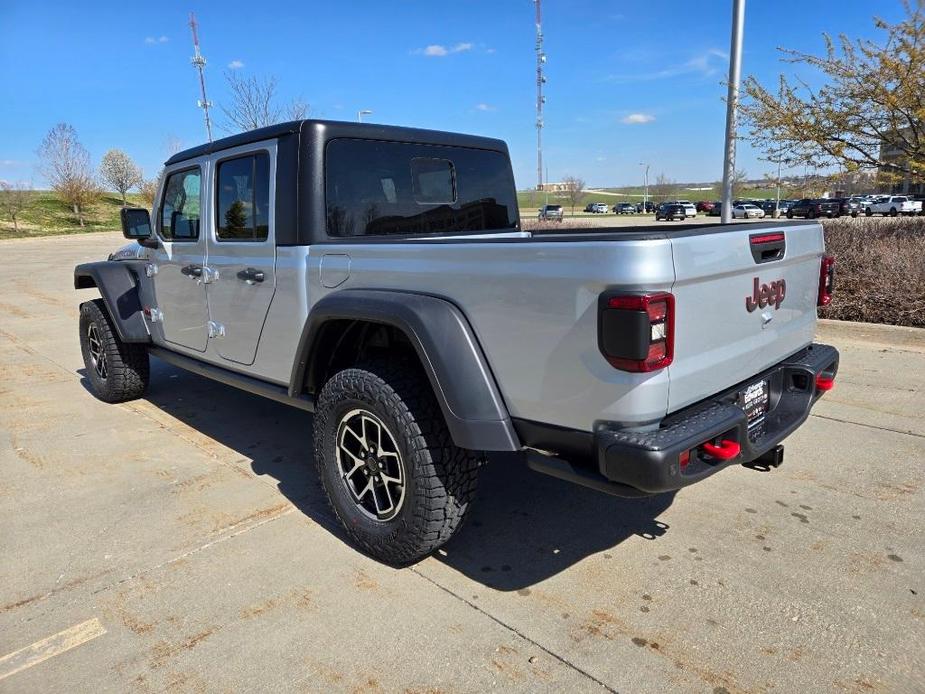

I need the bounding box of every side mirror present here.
[121,207,152,240]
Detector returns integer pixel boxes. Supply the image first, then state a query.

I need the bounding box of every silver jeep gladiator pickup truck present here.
[75,119,839,564]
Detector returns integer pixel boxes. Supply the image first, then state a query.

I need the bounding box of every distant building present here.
[537,182,573,192]
[879,131,923,195]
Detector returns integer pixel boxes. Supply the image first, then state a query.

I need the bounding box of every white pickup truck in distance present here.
[865,195,922,216]
[75,119,840,564]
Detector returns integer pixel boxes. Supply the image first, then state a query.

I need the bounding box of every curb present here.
[816,319,925,351]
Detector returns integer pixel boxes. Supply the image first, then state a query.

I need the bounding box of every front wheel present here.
[313,361,481,565]
[866,208,873,217]
[79,300,149,403]
[890,207,898,217]
[786,210,793,219]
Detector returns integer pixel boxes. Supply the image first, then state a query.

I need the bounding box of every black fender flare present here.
[290,289,520,452]
[74,261,150,343]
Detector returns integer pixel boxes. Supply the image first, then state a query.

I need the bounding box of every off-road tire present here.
[786,210,794,219]
[313,361,480,565]
[79,299,149,403]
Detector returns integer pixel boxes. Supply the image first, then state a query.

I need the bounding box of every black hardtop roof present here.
[165,119,509,166]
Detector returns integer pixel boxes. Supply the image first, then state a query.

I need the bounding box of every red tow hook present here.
[701,439,741,461]
[816,374,835,391]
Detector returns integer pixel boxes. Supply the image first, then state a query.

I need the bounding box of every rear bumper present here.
[595,343,838,494]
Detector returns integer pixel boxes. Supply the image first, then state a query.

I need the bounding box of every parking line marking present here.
[0,618,106,682]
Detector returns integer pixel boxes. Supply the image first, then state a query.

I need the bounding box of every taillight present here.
[599,292,674,372]
[818,255,835,306]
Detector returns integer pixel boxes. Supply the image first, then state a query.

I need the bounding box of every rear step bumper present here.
[594,342,839,494]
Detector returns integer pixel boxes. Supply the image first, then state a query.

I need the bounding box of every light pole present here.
[639,162,650,214]
[357,110,372,123]
[720,0,746,223]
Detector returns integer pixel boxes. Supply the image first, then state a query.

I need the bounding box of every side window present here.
[216,152,270,241]
[160,168,201,240]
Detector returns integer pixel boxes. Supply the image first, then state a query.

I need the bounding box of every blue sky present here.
[0,0,906,190]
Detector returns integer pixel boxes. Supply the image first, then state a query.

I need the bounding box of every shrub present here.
[819,216,925,328]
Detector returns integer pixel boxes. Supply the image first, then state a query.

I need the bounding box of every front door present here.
[151,163,210,353]
[205,146,276,366]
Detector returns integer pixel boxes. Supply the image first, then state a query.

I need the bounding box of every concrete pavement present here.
[1,232,922,693]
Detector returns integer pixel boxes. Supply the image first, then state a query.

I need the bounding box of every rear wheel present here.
[313,361,481,565]
[866,208,873,217]
[786,210,793,219]
[890,207,898,217]
[79,299,149,403]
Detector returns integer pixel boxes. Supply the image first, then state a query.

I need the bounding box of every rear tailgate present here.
[667,222,823,413]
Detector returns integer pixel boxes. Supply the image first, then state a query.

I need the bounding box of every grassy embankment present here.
[0,191,147,240]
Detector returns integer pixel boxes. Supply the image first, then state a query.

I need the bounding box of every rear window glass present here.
[325,139,518,237]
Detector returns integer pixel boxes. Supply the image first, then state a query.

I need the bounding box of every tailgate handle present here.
[750,232,785,263]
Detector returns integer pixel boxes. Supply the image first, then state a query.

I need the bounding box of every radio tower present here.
[534,0,546,191]
[188,12,213,143]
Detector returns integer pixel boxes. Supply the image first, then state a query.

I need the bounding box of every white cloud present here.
[606,48,727,83]
[622,113,655,124]
[414,42,474,57]
[145,35,169,45]
[228,59,245,69]
[159,35,169,43]
[475,103,495,111]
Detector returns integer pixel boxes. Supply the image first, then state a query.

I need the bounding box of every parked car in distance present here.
[864,195,922,217]
[787,198,840,219]
[671,200,697,217]
[636,201,656,213]
[591,202,610,214]
[655,203,687,221]
[912,196,925,215]
[539,204,564,222]
[832,197,862,217]
[614,202,636,214]
[732,203,765,219]
[708,202,722,217]
[696,200,716,213]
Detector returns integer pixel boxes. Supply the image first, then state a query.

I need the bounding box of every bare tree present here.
[37,123,99,227]
[561,175,586,214]
[164,134,184,156]
[650,173,677,203]
[731,169,749,199]
[0,181,30,232]
[220,71,310,133]
[139,174,160,208]
[99,149,143,205]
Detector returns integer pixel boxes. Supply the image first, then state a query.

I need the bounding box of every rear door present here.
[667,224,823,413]
[205,142,277,366]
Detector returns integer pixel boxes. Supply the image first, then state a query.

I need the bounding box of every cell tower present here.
[534,0,546,191]
[188,12,213,143]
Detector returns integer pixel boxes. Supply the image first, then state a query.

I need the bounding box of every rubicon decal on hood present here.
[746,277,786,312]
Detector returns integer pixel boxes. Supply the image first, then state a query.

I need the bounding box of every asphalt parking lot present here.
[1,231,923,693]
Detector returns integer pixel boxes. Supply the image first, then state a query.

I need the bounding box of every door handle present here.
[236,267,265,284]
[181,264,202,278]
